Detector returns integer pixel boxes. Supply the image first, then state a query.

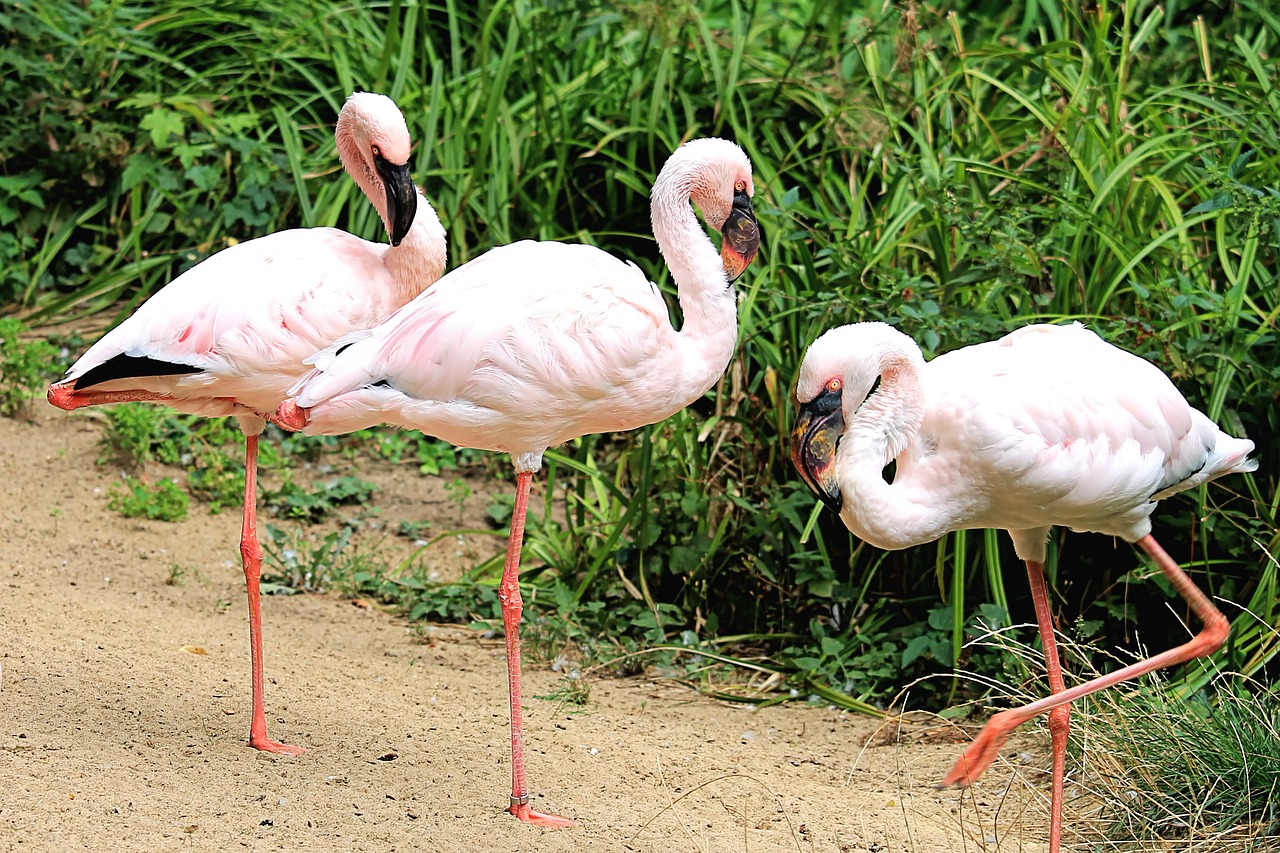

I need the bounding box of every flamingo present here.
[46,91,448,755]
[271,137,760,826]
[789,321,1255,853]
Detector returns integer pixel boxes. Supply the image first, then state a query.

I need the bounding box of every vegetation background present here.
[2,0,1278,843]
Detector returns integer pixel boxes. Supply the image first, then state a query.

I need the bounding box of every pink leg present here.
[47,385,177,411]
[943,534,1228,789]
[498,472,573,829]
[240,434,304,756]
[1025,561,1068,853]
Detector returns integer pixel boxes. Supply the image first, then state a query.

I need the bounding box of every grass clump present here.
[107,476,189,521]
[0,317,57,416]
[1076,674,1280,850]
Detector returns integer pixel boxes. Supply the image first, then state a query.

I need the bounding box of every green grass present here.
[107,476,189,521]
[0,318,57,416]
[1074,672,1280,849]
[9,0,1279,764]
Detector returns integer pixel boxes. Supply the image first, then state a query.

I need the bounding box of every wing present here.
[294,240,668,410]
[904,323,1231,536]
[61,228,394,411]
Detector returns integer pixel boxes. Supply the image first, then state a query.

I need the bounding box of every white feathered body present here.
[60,228,431,419]
[293,239,739,464]
[819,323,1255,558]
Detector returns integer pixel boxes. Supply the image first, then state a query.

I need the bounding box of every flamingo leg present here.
[498,472,573,829]
[239,433,305,756]
[943,534,1228,789]
[1025,561,1068,853]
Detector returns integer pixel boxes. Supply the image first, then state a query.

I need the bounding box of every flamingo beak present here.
[374,153,418,246]
[719,188,760,282]
[791,388,844,512]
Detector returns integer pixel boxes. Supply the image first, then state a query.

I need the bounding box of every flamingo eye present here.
[734,180,746,193]
[371,144,382,157]
[826,378,842,393]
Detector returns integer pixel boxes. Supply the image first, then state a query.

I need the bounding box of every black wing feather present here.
[72,354,202,390]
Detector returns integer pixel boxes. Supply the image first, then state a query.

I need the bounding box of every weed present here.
[260,523,358,594]
[396,520,432,541]
[534,669,592,713]
[443,478,472,523]
[165,563,194,586]
[106,477,189,522]
[405,579,502,628]
[0,318,57,417]
[184,443,245,513]
[263,475,377,523]
[98,403,172,467]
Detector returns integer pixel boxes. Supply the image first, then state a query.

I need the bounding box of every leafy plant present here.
[0,317,57,416]
[106,476,189,521]
[98,403,173,467]
[263,475,377,522]
[260,523,362,594]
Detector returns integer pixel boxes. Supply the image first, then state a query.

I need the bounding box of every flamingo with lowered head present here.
[790,321,1255,853]
[47,91,448,755]
[272,137,760,825]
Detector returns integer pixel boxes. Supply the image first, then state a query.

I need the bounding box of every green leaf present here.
[139,108,186,149]
[901,635,933,668]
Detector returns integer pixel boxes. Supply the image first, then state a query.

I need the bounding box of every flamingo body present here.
[798,322,1253,558]
[292,240,730,454]
[791,321,1255,853]
[48,91,447,755]
[276,136,760,826]
[58,226,437,421]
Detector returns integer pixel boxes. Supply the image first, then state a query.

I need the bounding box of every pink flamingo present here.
[790,321,1255,853]
[47,92,448,755]
[272,137,759,826]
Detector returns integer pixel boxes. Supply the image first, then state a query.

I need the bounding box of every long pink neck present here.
[649,172,739,401]
[335,125,447,306]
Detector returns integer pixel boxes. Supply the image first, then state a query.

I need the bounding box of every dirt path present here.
[1,411,1051,852]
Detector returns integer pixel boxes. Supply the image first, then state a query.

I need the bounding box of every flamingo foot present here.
[939,719,1012,788]
[248,735,306,756]
[270,399,309,431]
[508,801,574,829]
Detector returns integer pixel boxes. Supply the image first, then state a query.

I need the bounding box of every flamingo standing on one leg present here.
[47,91,448,755]
[271,137,760,825]
[789,321,1255,853]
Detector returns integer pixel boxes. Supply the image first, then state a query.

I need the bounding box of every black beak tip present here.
[375,154,417,247]
[818,484,842,513]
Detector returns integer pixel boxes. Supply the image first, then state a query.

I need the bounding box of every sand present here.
[0,410,1051,852]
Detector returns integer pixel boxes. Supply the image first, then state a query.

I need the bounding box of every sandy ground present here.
[0,410,1054,852]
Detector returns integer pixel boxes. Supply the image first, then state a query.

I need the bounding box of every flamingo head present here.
[791,375,845,512]
[718,180,761,281]
[336,91,419,246]
[667,138,761,281]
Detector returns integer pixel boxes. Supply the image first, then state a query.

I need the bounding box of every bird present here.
[270,136,760,826]
[47,91,448,756]
[789,320,1255,853]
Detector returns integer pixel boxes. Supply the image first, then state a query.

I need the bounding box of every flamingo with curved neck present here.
[47,91,448,755]
[791,321,1255,853]
[273,136,760,826]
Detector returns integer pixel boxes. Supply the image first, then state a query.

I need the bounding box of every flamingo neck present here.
[650,176,739,395]
[837,348,952,549]
[384,196,447,303]
[336,129,447,306]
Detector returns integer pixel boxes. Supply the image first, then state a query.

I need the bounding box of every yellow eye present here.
[826,378,842,393]
[371,144,382,157]
[734,180,746,192]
